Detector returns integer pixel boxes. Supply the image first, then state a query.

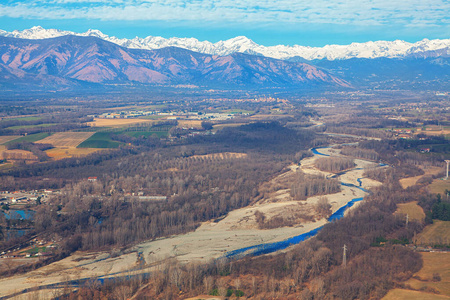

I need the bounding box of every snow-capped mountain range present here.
[1,26,449,61]
[0,34,350,89]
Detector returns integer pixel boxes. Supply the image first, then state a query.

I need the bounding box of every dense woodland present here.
[314,157,355,173]
[1,122,319,254]
[290,172,341,200]
[62,183,430,300]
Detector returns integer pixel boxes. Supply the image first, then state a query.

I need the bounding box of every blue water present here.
[225,226,324,258]
[341,182,368,192]
[224,146,368,259]
[225,195,365,259]
[356,178,363,187]
[3,210,35,220]
[311,147,330,156]
[327,197,363,222]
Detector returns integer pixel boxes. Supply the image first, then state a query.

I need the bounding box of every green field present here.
[124,131,168,138]
[428,179,450,195]
[222,109,254,114]
[6,123,57,130]
[77,132,121,148]
[21,246,48,254]
[2,116,43,122]
[140,115,167,120]
[5,132,51,144]
[416,220,450,246]
[0,163,14,171]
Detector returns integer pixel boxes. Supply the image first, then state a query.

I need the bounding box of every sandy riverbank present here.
[0,145,382,298]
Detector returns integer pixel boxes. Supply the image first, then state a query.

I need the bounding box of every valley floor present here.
[0,146,383,298]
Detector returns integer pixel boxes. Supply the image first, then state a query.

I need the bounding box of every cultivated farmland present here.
[385,252,450,299]
[87,118,155,127]
[428,179,450,195]
[45,147,102,160]
[395,201,425,222]
[77,132,121,148]
[5,132,52,144]
[0,135,21,145]
[35,132,95,147]
[177,120,203,128]
[415,220,450,246]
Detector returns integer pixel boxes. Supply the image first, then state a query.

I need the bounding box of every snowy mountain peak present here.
[1,27,449,61]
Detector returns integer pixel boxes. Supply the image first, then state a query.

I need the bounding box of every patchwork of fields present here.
[416,221,450,246]
[45,147,102,160]
[78,132,122,148]
[0,135,21,144]
[384,252,450,300]
[395,201,425,222]
[428,179,450,195]
[35,132,95,147]
[87,118,155,127]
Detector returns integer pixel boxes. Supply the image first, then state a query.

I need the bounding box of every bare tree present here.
[315,196,332,218]
[203,276,213,294]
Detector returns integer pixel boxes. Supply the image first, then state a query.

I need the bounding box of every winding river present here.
[225,147,369,259]
[0,146,382,299]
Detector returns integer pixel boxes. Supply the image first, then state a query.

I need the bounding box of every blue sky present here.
[1,0,449,46]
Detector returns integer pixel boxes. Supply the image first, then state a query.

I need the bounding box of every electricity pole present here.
[445,160,450,180]
[406,214,409,229]
[342,244,347,267]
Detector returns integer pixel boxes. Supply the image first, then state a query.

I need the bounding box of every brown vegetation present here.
[315,196,332,218]
[428,179,450,195]
[315,157,355,173]
[386,252,450,299]
[36,132,95,147]
[340,146,379,161]
[0,149,38,162]
[189,152,247,160]
[0,135,21,144]
[254,209,315,229]
[45,147,103,160]
[100,185,426,300]
[87,118,155,127]
[326,125,390,139]
[395,201,426,222]
[30,150,287,251]
[290,172,341,200]
[415,221,450,246]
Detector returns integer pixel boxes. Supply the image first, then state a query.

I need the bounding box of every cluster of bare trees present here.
[359,138,449,167]
[6,141,52,162]
[315,157,355,173]
[315,196,332,218]
[339,146,379,161]
[326,125,391,139]
[364,163,423,183]
[0,112,92,136]
[254,210,315,229]
[290,172,341,200]
[31,149,289,250]
[2,121,321,262]
[198,185,425,300]
[93,183,427,299]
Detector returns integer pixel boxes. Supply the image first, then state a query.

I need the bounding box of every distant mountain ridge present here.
[0,35,349,90]
[1,26,449,61]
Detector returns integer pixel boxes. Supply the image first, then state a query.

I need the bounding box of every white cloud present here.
[0,0,449,28]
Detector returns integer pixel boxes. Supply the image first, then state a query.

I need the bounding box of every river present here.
[225,146,370,259]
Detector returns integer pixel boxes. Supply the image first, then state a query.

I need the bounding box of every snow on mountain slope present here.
[0,35,350,88]
[1,26,449,61]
